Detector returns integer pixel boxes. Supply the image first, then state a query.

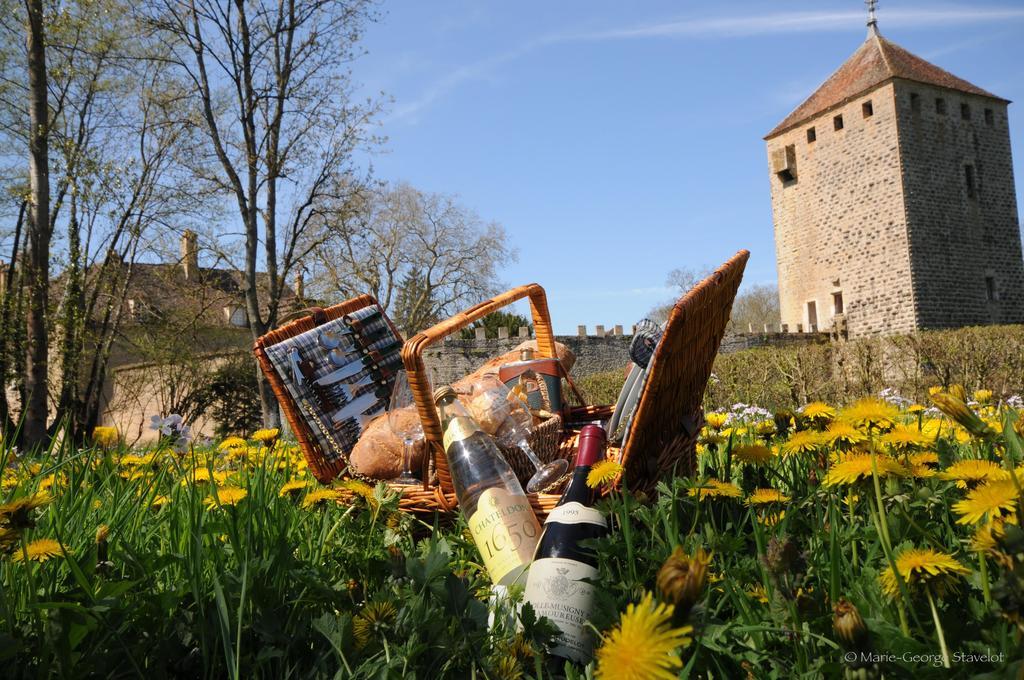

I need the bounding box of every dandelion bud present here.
[930,392,995,439]
[833,597,868,649]
[948,384,967,402]
[95,524,112,575]
[656,546,709,617]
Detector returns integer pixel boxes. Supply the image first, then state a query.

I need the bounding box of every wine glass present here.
[388,370,422,485]
[475,376,569,493]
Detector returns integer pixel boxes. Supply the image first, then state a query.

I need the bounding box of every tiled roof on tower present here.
[765,30,1007,139]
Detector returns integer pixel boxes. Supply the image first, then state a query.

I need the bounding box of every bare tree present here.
[144,0,383,427]
[648,265,712,322]
[728,283,780,333]
[19,0,51,447]
[305,183,515,336]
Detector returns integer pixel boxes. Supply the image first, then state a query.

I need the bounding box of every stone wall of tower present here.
[766,81,918,337]
[892,80,1024,328]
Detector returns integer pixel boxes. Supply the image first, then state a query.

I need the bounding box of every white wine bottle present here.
[523,424,609,664]
[433,385,541,586]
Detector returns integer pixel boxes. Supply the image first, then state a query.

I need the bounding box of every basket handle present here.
[401,284,557,493]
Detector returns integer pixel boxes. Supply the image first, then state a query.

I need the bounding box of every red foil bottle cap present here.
[576,424,607,467]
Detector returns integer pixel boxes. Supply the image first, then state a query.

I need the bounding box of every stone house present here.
[98,232,301,442]
[765,20,1024,337]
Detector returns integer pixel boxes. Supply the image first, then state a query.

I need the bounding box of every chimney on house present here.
[181,230,198,281]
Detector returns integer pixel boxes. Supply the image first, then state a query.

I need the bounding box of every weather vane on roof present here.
[866,0,879,34]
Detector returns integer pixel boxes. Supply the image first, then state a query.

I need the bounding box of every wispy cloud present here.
[392,5,1024,121]
[563,7,1024,41]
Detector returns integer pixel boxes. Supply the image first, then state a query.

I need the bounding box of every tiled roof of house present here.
[120,263,301,326]
[766,31,1006,139]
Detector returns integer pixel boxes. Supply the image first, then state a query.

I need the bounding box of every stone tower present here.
[765,21,1024,337]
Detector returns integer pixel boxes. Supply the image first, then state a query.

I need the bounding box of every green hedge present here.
[707,324,1024,409]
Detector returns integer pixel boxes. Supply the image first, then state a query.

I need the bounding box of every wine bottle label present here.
[468,487,540,584]
[544,502,607,528]
[443,416,482,450]
[524,557,599,664]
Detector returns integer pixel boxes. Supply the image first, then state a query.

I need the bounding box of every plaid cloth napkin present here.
[264,303,402,465]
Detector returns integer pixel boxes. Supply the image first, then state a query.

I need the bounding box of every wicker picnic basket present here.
[254,250,749,519]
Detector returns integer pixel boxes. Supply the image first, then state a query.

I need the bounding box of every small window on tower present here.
[910,92,921,112]
[961,103,971,120]
[806,301,818,332]
[862,100,873,118]
[964,164,977,199]
[936,98,947,115]
[984,108,994,126]
[833,291,844,315]
[807,127,816,143]
[833,114,844,131]
[986,276,997,302]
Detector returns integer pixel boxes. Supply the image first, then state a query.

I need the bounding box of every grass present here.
[1,388,1023,678]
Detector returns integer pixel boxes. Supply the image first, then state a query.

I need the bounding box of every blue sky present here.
[354,1,1024,334]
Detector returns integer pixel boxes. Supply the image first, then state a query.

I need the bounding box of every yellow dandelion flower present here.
[879,548,970,599]
[746,488,789,506]
[879,426,931,452]
[204,486,248,509]
[0,493,51,529]
[745,584,769,604]
[754,420,777,436]
[587,460,624,489]
[909,451,939,467]
[338,479,379,509]
[279,479,312,497]
[704,413,727,430]
[301,488,341,509]
[181,468,212,485]
[780,430,823,457]
[353,601,397,649]
[37,474,60,493]
[91,426,119,448]
[939,459,1006,488]
[11,538,64,563]
[840,398,898,431]
[800,402,836,424]
[0,527,21,550]
[251,428,281,443]
[908,404,926,415]
[699,431,724,447]
[928,385,944,396]
[822,453,909,488]
[952,480,1020,525]
[732,444,773,465]
[973,389,994,405]
[150,495,170,509]
[688,479,742,501]
[218,437,247,451]
[970,517,1017,553]
[595,592,693,680]
[823,421,867,450]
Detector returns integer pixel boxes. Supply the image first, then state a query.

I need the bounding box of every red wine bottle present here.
[524,424,609,664]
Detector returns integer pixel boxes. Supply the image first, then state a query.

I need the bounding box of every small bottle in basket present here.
[523,424,609,665]
[433,385,541,586]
